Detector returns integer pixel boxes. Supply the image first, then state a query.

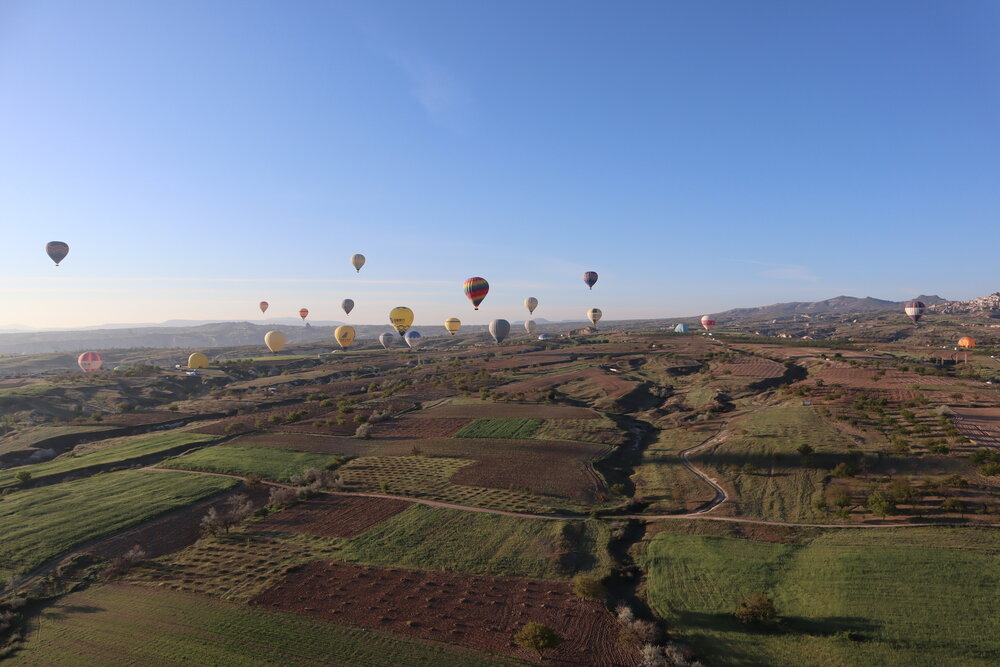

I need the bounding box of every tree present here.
[866,490,896,519]
[514,622,561,659]
[14,470,31,485]
[572,574,607,599]
[354,423,373,439]
[735,592,776,625]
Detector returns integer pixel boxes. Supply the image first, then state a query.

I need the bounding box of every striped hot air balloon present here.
[444,318,462,335]
[587,308,602,329]
[351,254,366,273]
[299,308,309,321]
[463,277,489,310]
[701,315,716,332]
[904,300,926,324]
[77,351,103,372]
[524,297,538,314]
[46,241,69,266]
[583,271,598,290]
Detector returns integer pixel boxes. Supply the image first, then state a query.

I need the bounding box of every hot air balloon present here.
[701,315,716,332]
[464,277,489,310]
[904,300,926,324]
[583,271,598,290]
[77,351,102,372]
[259,301,269,314]
[538,333,554,341]
[525,297,538,314]
[46,241,69,266]
[958,336,976,349]
[524,320,537,334]
[334,325,356,350]
[444,318,462,335]
[389,307,414,337]
[587,308,602,329]
[299,308,309,321]
[351,254,366,273]
[489,319,510,344]
[342,299,355,316]
[378,332,394,350]
[187,352,208,369]
[404,330,422,349]
[264,330,287,353]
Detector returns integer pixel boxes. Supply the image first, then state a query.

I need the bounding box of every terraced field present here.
[454,418,543,439]
[161,446,344,482]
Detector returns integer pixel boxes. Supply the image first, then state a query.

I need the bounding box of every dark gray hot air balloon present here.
[489,319,510,344]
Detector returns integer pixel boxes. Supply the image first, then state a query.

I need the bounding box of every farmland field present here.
[8,584,517,666]
[641,528,1000,666]
[0,470,236,578]
[251,560,637,666]
[250,495,412,538]
[421,400,600,420]
[454,417,543,439]
[631,427,719,512]
[161,445,343,482]
[0,432,216,488]
[222,432,374,455]
[335,504,613,579]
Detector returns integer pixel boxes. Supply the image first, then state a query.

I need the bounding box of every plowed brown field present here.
[423,402,600,420]
[715,356,785,378]
[251,560,636,666]
[371,416,473,439]
[951,407,1000,448]
[250,495,411,538]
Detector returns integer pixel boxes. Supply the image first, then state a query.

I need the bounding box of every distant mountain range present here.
[714,295,948,320]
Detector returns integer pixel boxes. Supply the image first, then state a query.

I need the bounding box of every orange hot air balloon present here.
[259,301,269,314]
[299,308,309,321]
[958,336,976,349]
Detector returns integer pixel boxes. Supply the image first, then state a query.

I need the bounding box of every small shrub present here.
[735,592,776,625]
[572,574,607,600]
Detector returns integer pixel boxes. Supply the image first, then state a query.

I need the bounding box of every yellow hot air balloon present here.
[334,325,356,350]
[389,306,414,337]
[264,330,287,353]
[187,352,209,369]
[587,308,602,329]
[444,317,462,335]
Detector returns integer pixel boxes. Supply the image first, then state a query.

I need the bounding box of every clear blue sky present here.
[2,1,998,329]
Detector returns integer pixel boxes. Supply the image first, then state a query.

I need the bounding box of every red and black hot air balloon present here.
[583,271,598,290]
[299,308,309,321]
[46,241,69,266]
[463,277,489,310]
[903,300,925,324]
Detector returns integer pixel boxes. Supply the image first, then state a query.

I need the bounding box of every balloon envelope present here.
[351,254,366,272]
[583,271,598,290]
[264,330,287,353]
[46,241,69,266]
[958,336,976,349]
[489,319,510,344]
[378,332,394,350]
[341,299,355,316]
[463,277,489,310]
[334,325,356,350]
[587,308,602,326]
[524,297,538,314]
[404,330,422,349]
[444,318,461,335]
[187,352,208,369]
[77,351,102,372]
[904,300,926,324]
[259,301,269,314]
[538,333,554,340]
[700,315,716,331]
[298,308,309,320]
[389,307,414,336]
[524,320,537,334]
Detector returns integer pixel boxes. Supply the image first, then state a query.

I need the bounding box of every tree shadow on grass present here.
[40,604,104,620]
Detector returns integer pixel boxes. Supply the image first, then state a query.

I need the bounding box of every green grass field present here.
[694,406,855,522]
[641,527,1000,666]
[0,470,236,578]
[0,432,216,488]
[454,417,543,438]
[0,425,116,457]
[161,445,341,482]
[8,584,518,666]
[632,427,718,512]
[336,504,612,579]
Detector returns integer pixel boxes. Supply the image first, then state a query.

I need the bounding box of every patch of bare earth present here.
[251,560,636,666]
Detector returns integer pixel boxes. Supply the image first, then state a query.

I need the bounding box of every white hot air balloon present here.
[524,320,537,334]
[403,330,422,349]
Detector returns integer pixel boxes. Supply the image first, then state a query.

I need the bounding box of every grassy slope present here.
[0,433,216,488]
[0,425,113,457]
[161,445,340,482]
[641,528,1000,666]
[695,405,854,522]
[632,428,717,512]
[336,504,613,579]
[0,470,236,578]
[8,584,519,666]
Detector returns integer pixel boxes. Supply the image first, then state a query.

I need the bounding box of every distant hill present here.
[714,294,948,320]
